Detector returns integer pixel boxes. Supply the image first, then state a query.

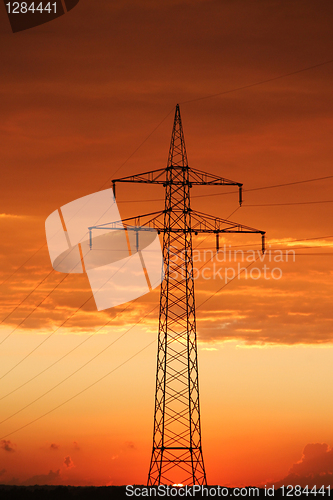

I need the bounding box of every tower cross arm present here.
[188,168,243,205]
[190,210,266,253]
[188,167,242,187]
[112,167,242,187]
[112,167,244,204]
[112,168,167,186]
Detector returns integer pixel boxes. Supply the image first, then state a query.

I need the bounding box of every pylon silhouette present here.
[109,105,265,485]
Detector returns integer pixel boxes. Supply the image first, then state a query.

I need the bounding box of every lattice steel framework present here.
[148,107,206,486]
[109,105,265,485]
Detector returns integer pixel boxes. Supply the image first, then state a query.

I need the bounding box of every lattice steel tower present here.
[111,105,265,485]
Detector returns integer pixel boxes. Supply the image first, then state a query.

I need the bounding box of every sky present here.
[1,0,333,488]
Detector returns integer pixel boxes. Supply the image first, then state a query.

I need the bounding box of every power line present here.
[0,203,238,376]
[266,235,333,244]
[0,298,160,429]
[0,245,133,379]
[1,239,330,405]
[243,200,333,207]
[0,250,255,440]
[0,339,156,441]
[1,121,331,429]
[0,292,143,401]
[0,268,55,331]
[225,206,240,219]
[0,109,175,327]
[245,176,333,193]
[0,232,213,397]
[100,57,333,192]
[2,172,330,323]
[180,58,333,104]
[3,76,331,430]
[1,226,330,354]
[0,233,218,426]
[198,248,333,254]
[2,238,330,436]
[0,271,66,347]
[196,258,260,310]
[0,193,328,336]
[0,303,157,426]
[287,253,333,256]
[99,107,175,190]
[2,73,332,315]
[1,229,331,355]
[0,243,46,287]
[0,230,127,352]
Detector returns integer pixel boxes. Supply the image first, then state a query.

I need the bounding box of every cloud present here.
[290,444,333,475]
[0,213,25,219]
[274,443,333,488]
[21,469,61,486]
[0,440,15,453]
[50,443,59,450]
[63,456,74,469]
[0,469,6,477]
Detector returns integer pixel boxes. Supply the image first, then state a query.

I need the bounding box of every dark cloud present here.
[290,444,333,475]
[274,443,333,488]
[21,470,61,486]
[50,443,59,450]
[0,440,15,453]
[63,456,74,469]
[0,469,6,477]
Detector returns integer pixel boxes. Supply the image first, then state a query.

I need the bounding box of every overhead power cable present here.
[0,293,161,426]
[0,202,237,377]
[243,200,333,207]
[4,52,333,431]
[2,229,330,432]
[0,253,257,440]
[0,340,156,441]
[180,58,333,104]
[0,245,133,380]
[0,228,217,396]
[196,258,260,310]
[0,268,55,330]
[0,243,47,287]
[2,172,330,318]
[0,271,67,347]
[0,294,144,401]
[0,300,157,426]
[99,108,175,190]
[0,109,175,330]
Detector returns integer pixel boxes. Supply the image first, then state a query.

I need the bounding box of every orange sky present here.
[1,0,333,488]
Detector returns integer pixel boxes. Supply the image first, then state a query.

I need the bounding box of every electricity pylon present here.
[111,105,265,485]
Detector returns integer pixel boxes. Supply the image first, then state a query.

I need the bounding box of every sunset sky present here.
[1,0,333,488]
